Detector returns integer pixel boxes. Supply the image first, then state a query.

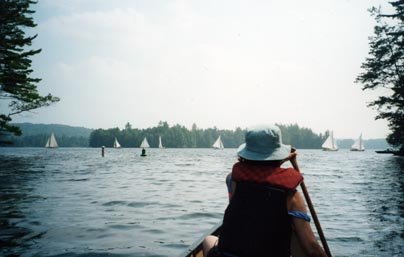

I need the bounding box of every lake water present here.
[0,148,403,257]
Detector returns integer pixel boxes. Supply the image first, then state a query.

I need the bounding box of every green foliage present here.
[0,0,59,142]
[89,122,326,149]
[356,1,404,154]
[277,124,326,149]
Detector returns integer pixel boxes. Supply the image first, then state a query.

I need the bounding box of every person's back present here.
[219,182,291,256]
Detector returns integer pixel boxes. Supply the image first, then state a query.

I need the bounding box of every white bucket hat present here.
[237,124,291,161]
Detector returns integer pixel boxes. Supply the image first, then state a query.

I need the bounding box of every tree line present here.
[4,122,388,148]
[89,122,327,149]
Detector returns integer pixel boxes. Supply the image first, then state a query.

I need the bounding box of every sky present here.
[10,0,393,139]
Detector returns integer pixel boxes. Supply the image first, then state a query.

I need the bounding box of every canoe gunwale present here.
[179,223,221,257]
[179,223,309,257]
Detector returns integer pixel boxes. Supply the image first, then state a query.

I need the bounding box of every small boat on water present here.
[212,136,224,149]
[351,134,364,151]
[180,223,308,257]
[322,131,338,151]
[158,136,164,149]
[45,133,58,148]
[113,137,121,148]
[140,137,150,156]
[375,148,399,154]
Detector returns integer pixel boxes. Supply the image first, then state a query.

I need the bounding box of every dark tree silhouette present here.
[0,0,59,143]
[356,1,404,154]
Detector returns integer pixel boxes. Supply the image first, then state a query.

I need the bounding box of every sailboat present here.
[351,134,365,151]
[322,131,338,151]
[113,137,121,148]
[140,137,150,148]
[212,136,224,149]
[158,136,164,149]
[45,133,58,148]
[140,137,150,156]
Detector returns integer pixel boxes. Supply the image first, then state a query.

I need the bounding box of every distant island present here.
[6,123,92,147]
[2,122,389,150]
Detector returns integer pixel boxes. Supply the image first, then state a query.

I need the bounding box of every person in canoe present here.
[203,124,327,257]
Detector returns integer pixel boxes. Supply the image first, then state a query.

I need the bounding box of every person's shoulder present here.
[279,167,301,175]
[279,166,298,172]
[232,161,244,169]
[277,167,304,189]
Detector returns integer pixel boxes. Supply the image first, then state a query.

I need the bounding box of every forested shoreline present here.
[3,122,388,149]
[88,122,326,149]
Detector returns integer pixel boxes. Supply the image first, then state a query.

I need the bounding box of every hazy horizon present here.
[9,0,392,139]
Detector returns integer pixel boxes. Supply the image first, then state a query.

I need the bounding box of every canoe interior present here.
[179,223,308,257]
[179,223,221,257]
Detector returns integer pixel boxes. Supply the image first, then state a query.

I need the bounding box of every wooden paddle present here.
[289,149,333,257]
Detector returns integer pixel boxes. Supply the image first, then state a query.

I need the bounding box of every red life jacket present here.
[231,161,303,191]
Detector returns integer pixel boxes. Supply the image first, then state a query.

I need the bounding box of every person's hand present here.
[281,147,297,164]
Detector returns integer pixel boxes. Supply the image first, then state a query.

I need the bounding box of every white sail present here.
[351,134,365,151]
[333,134,338,150]
[212,136,224,149]
[158,136,163,149]
[114,137,121,148]
[45,133,58,148]
[321,135,333,149]
[322,131,338,151]
[140,137,150,148]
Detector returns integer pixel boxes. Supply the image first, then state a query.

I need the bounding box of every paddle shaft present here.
[290,158,332,257]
